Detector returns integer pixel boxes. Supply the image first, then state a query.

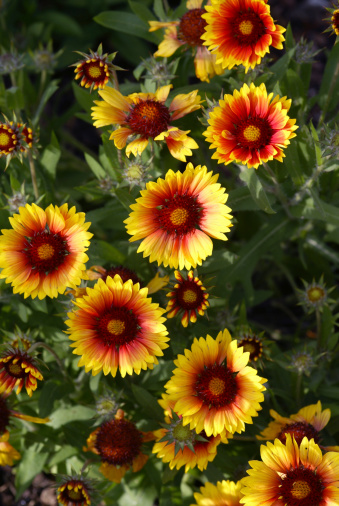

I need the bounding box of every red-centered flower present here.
[0,203,92,299]
[0,347,43,397]
[0,394,49,436]
[91,84,202,161]
[201,0,285,72]
[0,119,23,168]
[149,0,223,82]
[192,480,243,506]
[324,5,339,37]
[66,275,168,378]
[203,82,298,169]
[125,163,233,271]
[57,476,92,506]
[84,409,153,483]
[166,270,209,327]
[72,45,122,92]
[165,330,266,437]
[240,435,339,506]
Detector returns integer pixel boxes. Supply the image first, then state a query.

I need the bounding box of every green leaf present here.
[15,445,48,499]
[305,236,339,265]
[318,42,339,113]
[84,152,106,179]
[291,198,339,227]
[38,380,73,417]
[72,81,94,113]
[228,186,258,211]
[47,405,96,429]
[94,11,158,43]
[90,239,125,264]
[129,1,156,23]
[239,168,276,214]
[309,121,323,166]
[282,137,305,186]
[115,188,137,210]
[153,0,167,20]
[131,384,164,420]
[39,132,61,179]
[320,305,334,349]
[33,80,59,127]
[37,11,82,36]
[265,48,296,86]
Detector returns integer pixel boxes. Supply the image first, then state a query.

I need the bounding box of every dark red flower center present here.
[17,123,33,150]
[0,125,18,154]
[58,480,89,505]
[195,364,238,409]
[238,336,262,362]
[277,422,320,446]
[280,466,324,506]
[232,10,266,46]
[156,194,203,237]
[82,59,107,82]
[97,306,140,348]
[235,117,272,150]
[178,8,207,46]
[332,10,339,31]
[103,266,140,285]
[95,418,142,466]
[127,99,170,138]
[23,231,70,274]
[175,279,205,310]
[2,353,28,379]
[0,397,10,435]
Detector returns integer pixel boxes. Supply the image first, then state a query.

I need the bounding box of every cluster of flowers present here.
[1,0,339,505]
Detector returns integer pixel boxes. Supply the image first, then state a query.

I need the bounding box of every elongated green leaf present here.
[239,168,276,214]
[39,132,60,179]
[291,197,339,227]
[33,80,59,126]
[72,81,94,113]
[129,1,156,23]
[318,41,339,113]
[48,405,96,429]
[15,445,48,499]
[305,236,339,264]
[94,11,158,43]
[309,121,323,166]
[131,384,164,420]
[90,239,125,264]
[84,152,106,179]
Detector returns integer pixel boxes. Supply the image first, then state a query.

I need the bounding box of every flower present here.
[66,275,168,378]
[29,41,61,72]
[289,350,316,376]
[0,203,92,299]
[0,394,49,436]
[0,49,25,75]
[235,328,264,363]
[298,276,334,312]
[0,347,43,397]
[149,0,223,82]
[240,435,339,506]
[73,44,122,91]
[203,82,298,169]
[125,163,233,271]
[91,84,202,161]
[0,118,24,168]
[257,401,332,446]
[201,0,285,72]
[164,329,266,437]
[57,476,92,506]
[192,480,243,506]
[152,395,228,472]
[324,5,339,37]
[84,409,153,483]
[0,432,20,466]
[166,270,209,327]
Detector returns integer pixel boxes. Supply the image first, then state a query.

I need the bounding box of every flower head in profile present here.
[66,275,168,378]
[204,82,298,169]
[0,394,49,436]
[0,431,20,466]
[234,327,266,365]
[153,394,228,473]
[0,203,92,299]
[57,475,94,506]
[91,84,202,161]
[84,409,153,483]
[240,435,339,506]
[0,347,43,397]
[149,0,223,82]
[324,4,339,37]
[72,44,123,92]
[125,163,233,271]
[166,270,210,327]
[0,116,25,168]
[165,329,266,437]
[192,480,243,506]
[201,0,285,72]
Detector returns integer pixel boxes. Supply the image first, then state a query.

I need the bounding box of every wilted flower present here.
[4,185,28,214]
[289,350,316,376]
[29,41,61,72]
[0,48,25,75]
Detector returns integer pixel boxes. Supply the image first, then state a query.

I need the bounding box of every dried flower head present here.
[294,36,322,64]
[96,394,120,419]
[30,42,61,72]
[122,160,151,189]
[4,184,28,214]
[298,276,334,312]
[0,48,25,75]
[136,56,177,87]
[289,350,316,376]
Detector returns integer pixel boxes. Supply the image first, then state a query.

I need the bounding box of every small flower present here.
[0,394,49,436]
[96,394,119,419]
[5,185,28,214]
[0,203,92,299]
[73,44,123,92]
[165,329,267,437]
[0,347,43,397]
[324,5,339,37]
[137,56,177,87]
[30,42,60,72]
[289,350,316,376]
[149,0,223,82]
[192,480,243,506]
[241,435,339,506]
[234,327,265,364]
[203,82,298,169]
[166,270,210,327]
[0,116,25,168]
[122,160,151,189]
[57,475,92,506]
[125,163,233,270]
[0,431,20,466]
[91,84,202,161]
[0,48,25,75]
[201,0,285,72]
[299,276,334,312]
[66,275,169,378]
[84,410,153,483]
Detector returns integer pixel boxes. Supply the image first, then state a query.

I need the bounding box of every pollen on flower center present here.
[88,63,102,78]
[156,195,203,236]
[170,208,189,226]
[95,418,142,466]
[172,421,193,442]
[68,489,83,500]
[209,377,225,396]
[195,364,238,408]
[127,99,170,138]
[107,319,125,335]
[178,8,207,46]
[7,362,24,377]
[307,287,325,302]
[182,289,197,304]
[236,118,272,149]
[24,232,69,274]
[243,125,261,142]
[37,243,55,260]
[277,421,319,445]
[232,11,266,45]
[0,132,10,146]
[239,20,253,35]
[291,480,311,500]
[280,467,323,506]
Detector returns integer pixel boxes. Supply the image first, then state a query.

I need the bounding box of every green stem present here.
[80,459,93,474]
[27,342,65,375]
[296,373,302,408]
[10,72,17,88]
[316,307,322,352]
[318,60,339,126]
[28,151,39,200]
[263,162,293,218]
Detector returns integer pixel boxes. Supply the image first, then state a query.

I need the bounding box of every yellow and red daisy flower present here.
[125,163,233,271]
[57,476,92,506]
[91,84,202,161]
[0,347,43,397]
[0,431,20,466]
[192,480,243,506]
[0,203,92,300]
[149,0,223,82]
[66,274,168,378]
[240,435,339,506]
[165,329,266,437]
[203,82,298,169]
[0,394,49,436]
[0,119,23,168]
[84,409,153,483]
[324,5,339,36]
[236,330,263,363]
[153,395,228,473]
[166,270,209,327]
[201,0,285,72]
[257,401,333,447]
[73,45,122,91]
